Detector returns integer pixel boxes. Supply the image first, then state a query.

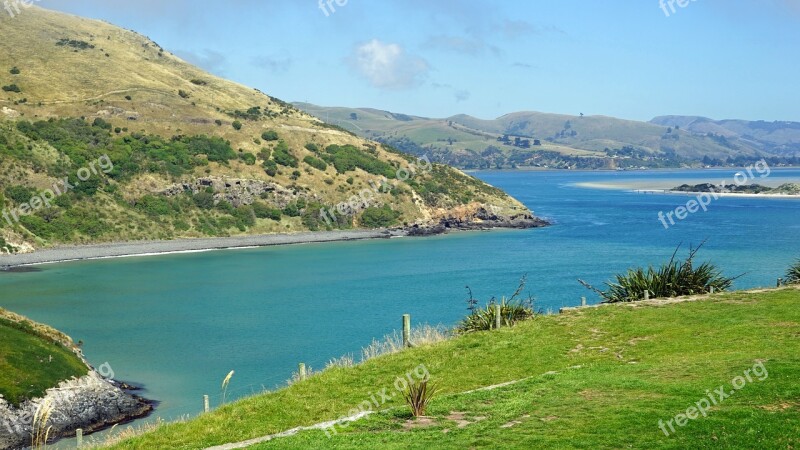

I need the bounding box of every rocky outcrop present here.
[160,177,311,208]
[0,371,152,450]
[405,204,550,236]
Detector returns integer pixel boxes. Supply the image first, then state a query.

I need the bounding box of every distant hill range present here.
[295,104,800,170]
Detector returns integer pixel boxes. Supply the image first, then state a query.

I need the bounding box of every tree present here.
[232,120,243,131]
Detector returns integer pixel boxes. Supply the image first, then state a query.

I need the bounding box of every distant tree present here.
[232,120,243,131]
[350,113,358,120]
[261,130,279,141]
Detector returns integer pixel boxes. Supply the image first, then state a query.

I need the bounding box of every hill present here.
[295,104,800,170]
[0,7,541,253]
[107,287,800,449]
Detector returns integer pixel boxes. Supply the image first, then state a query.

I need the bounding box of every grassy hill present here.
[105,287,800,449]
[0,308,88,406]
[296,104,800,170]
[0,7,535,252]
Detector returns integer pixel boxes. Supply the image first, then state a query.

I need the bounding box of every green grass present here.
[110,287,800,449]
[0,317,88,406]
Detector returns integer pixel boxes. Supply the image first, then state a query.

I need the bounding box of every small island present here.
[671,182,800,196]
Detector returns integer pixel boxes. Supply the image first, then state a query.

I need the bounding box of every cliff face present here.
[0,371,152,450]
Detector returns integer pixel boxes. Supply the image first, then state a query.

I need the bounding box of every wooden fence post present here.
[298,363,307,381]
[76,428,83,448]
[581,296,587,307]
[777,278,783,287]
[402,314,411,347]
[203,395,209,413]
[494,303,502,329]
[644,291,650,301]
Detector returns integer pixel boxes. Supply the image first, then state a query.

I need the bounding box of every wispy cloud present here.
[348,39,429,90]
[252,55,292,73]
[174,49,227,75]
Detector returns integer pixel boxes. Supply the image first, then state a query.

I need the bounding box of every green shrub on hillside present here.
[2,84,21,93]
[261,130,279,141]
[252,202,282,221]
[10,67,20,75]
[232,120,243,131]
[324,144,395,178]
[239,152,256,165]
[303,155,327,171]
[359,205,401,228]
[580,243,736,303]
[273,141,298,168]
[4,185,36,204]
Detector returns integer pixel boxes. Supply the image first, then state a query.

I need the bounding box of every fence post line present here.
[402,314,411,347]
[76,428,83,448]
[299,363,307,381]
[777,278,782,287]
[203,395,209,413]
[581,296,587,307]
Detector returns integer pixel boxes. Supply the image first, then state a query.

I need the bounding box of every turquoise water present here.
[1,168,799,426]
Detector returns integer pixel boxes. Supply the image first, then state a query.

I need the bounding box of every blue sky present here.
[37,0,800,122]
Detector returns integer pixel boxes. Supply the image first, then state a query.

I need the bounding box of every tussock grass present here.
[786,259,800,284]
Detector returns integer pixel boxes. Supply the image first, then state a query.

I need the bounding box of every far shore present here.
[0,229,403,269]
[576,181,800,199]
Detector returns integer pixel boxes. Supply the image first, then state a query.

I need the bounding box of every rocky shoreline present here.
[0,371,153,450]
[0,217,549,270]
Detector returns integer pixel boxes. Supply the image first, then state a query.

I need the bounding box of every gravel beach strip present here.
[0,229,402,269]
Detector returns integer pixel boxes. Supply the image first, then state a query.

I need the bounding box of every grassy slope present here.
[0,310,88,406]
[0,7,530,250]
[112,287,799,449]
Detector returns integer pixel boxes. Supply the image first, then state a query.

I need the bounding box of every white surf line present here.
[203,366,584,449]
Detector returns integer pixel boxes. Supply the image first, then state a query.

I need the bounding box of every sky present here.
[34,0,800,122]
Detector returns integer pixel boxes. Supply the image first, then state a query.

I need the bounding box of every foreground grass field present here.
[0,310,88,405]
[111,288,800,449]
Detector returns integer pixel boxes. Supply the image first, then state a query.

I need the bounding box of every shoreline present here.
[0,219,548,269]
[0,229,400,270]
[575,181,800,199]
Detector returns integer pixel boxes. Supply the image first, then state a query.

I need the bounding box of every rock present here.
[0,371,153,450]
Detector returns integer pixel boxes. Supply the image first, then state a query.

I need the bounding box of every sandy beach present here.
[0,229,403,269]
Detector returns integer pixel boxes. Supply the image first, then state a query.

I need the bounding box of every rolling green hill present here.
[0,7,537,252]
[296,104,800,170]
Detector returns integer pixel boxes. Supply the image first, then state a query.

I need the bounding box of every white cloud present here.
[348,39,429,90]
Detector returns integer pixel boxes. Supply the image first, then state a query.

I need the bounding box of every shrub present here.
[304,143,319,153]
[5,185,36,204]
[190,79,207,86]
[262,159,278,177]
[325,144,395,178]
[272,141,298,167]
[359,205,401,228]
[239,152,256,166]
[2,84,21,93]
[178,89,191,99]
[192,192,215,210]
[215,119,222,126]
[135,195,173,216]
[457,276,537,333]
[303,155,327,171]
[232,120,243,131]
[579,242,736,303]
[261,130,279,141]
[786,259,800,285]
[403,378,439,418]
[124,95,132,101]
[10,67,20,75]
[252,202,282,221]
